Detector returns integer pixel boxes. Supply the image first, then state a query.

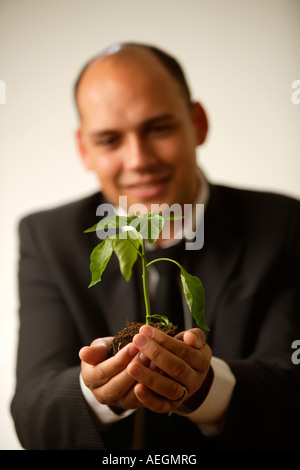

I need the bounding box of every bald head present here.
[74,41,208,212]
[74,42,192,118]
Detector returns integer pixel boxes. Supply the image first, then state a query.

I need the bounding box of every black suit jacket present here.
[11,184,300,450]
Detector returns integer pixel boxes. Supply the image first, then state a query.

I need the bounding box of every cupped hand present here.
[79,337,146,411]
[126,325,212,414]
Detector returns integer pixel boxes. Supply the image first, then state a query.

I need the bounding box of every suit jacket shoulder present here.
[208,184,300,252]
[19,192,104,235]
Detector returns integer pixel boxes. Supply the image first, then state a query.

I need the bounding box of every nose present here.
[123,133,155,170]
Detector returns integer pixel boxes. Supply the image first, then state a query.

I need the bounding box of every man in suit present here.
[11,43,300,450]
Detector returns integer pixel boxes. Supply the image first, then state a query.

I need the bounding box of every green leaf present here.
[84,223,100,233]
[130,212,165,243]
[180,267,209,330]
[112,231,141,281]
[161,214,184,221]
[88,238,114,287]
[84,216,132,233]
[148,314,172,326]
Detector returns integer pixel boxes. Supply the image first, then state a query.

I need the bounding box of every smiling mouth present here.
[122,176,171,199]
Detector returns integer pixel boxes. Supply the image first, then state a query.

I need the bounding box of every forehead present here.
[76,49,187,123]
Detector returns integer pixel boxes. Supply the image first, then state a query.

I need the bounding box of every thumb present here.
[79,336,114,365]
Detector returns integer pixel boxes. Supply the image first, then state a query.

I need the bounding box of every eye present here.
[147,122,176,136]
[100,136,118,146]
[93,134,121,148]
[153,125,169,132]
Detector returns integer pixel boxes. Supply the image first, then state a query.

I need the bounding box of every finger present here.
[149,361,163,373]
[90,337,114,348]
[94,368,139,408]
[93,354,147,409]
[139,352,160,371]
[79,345,108,366]
[174,331,185,341]
[79,337,114,366]
[82,342,139,389]
[139,352,151,367]
[133,326,206,372]
[175,329,207,348]
[141,325,206,352]
[133,334,190,383]
[133,383,182,414]
[127,362,185,401]
[183,329,207,348]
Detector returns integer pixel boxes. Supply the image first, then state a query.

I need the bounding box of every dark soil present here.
[110,321,178,356]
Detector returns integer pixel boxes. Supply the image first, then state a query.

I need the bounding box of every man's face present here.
[76,49,206,213]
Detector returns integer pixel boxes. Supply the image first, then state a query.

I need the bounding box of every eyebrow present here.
[89,113,177,139]
[143,113,176,125]
[89,129,117,140]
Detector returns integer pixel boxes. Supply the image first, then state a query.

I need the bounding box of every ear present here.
[75,128,93,170]
[192,102,208,145]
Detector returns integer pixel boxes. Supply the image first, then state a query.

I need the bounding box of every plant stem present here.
[141,239,151,324]
[146,257,182,271]
[142,254,183,326]
[143,257,183,325]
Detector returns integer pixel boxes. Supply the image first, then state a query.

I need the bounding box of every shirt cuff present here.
[79,372,135,425]
[176,357,236,435]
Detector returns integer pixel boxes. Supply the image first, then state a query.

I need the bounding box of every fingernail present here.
[139,352,148,364]
[134,334,147,348]
[130,363,142,377]
[128,344,138,357]
[135,384,146,397]
[139,325,153,338]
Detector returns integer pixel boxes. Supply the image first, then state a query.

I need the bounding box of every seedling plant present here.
[85,211,208,331]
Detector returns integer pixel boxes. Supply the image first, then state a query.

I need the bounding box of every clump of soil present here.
[110,321,178,356]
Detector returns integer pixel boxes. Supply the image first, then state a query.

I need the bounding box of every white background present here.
[0,0,299,449]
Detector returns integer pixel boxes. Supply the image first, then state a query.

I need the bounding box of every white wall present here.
[0,0,299,449]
